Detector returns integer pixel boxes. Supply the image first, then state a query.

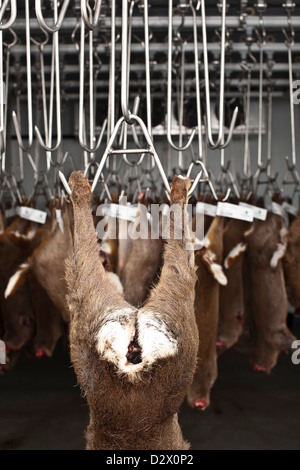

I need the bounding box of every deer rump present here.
[236,212,297,373]
[66,172,199,450]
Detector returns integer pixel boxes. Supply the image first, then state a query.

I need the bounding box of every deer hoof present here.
[216,338,226,350]
[35,348,46,359]
[253,364,267,372]
[193,398,208,411]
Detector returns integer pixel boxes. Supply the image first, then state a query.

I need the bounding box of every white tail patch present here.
[5,263,29,298]
[270,226,288,269]
[96,308,137,378]
[95,307,178,382]
[203,250,228,286]
[137,313,178,365]
[224,242,247,269]
[106,272,124,294]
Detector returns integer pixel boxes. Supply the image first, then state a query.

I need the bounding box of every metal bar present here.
[10,16,300,31]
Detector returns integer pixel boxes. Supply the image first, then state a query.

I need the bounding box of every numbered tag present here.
[196,202,217,217]
[55,209,64,233]
[216,202,253,222]
[239,202,267,221]
[17,207,47,224]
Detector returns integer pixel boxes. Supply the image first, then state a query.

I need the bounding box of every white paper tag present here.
[216,202,253,222]
[239,202,267,221]
[99,203,138,222]
[282,202,298,216]
[5,207,17,218]
[55,209,64,233]
[17,206,47,224]
[269,202,286,219]
[196,202,217,217]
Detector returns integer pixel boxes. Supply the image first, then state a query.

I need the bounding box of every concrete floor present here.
[0,321,299,450]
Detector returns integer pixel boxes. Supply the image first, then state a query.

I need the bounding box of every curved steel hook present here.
[0,0,17,30]
[81,0,102,31]
[34,21,62,153]
[186,159,231,200]
[12,0,33,153]
[201,0,238,149]
[78,15,107,155]
[167,0,196,151]
[35,0,70,34]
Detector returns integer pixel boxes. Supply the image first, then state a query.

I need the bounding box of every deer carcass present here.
[283,209,300,309]
[237,212,297,372]
[65,171,198,450]
[187,214,227,412]
[217,219,252,352]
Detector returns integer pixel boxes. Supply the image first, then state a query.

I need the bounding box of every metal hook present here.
[281,9,300,195]
[12,0,33,153]
[201,0,238,149]
[187,159,231,200]
[78,14,107,155]
[88,114,171,195]
[35,0,70,34]
[0,0,17,30]
[167,0,196,152]
[0,27,17,174]
[282,1,295,47]
[34,3,62,153]
[81,0,102,31]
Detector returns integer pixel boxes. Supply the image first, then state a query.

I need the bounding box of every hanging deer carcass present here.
[65,171,198,450]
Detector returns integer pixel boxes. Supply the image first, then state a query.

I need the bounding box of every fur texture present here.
[65,172,198,450]
[236,213,297,372]
[283,212,300,307]
[218,219,252,352]
[187,214,225,411]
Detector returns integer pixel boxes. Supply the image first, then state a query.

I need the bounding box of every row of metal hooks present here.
[0,0,298,206]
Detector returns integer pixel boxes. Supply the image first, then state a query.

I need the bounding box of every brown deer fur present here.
[65,171,198,450]
[236,213,297,372]
[186,215,226,411]
[218,219,252,352]
[5,202,73,323]
[121,201,163,307]
[283,210,300,308]
[0,217,41,351]
[28,274,65,357]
